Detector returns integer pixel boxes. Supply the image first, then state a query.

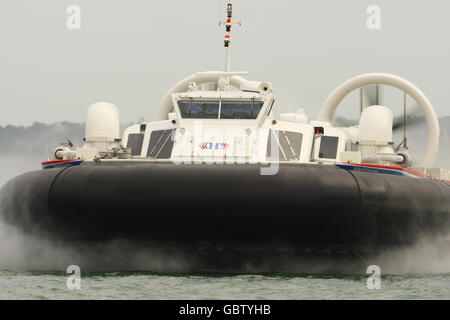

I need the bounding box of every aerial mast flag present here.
[219,1,241,72]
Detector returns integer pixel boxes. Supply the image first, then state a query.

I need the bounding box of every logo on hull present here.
[200,142,229,150]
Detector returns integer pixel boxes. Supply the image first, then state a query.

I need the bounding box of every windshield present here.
[178,101,219,119]
[220,101,263,119]
[177,100,264,119]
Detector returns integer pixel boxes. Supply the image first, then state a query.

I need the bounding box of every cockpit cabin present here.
[122,88,353,165]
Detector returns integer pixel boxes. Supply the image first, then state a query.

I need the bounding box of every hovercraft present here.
[1,3,449,272]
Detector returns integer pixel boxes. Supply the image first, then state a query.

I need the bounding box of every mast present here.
[220,2,241,72]
[225,3,232,72]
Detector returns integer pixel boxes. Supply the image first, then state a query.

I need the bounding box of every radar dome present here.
[85,102,120,143]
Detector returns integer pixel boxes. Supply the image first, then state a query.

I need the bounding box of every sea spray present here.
[1,214,450,274]
[366,235,450,274]
[0,218,199,272]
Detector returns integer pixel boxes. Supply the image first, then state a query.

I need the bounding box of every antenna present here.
[403,92,408,149]
[219,1,242,72]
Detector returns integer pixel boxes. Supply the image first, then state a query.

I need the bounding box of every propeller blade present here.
[392,103,424,132]
[392,116,425,132]
[333,116,359,127]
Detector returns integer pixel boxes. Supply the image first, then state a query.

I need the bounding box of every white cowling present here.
[317,73,440,168]
[85,102,120,143]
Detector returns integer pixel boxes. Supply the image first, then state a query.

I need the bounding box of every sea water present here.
[0,271,449,300]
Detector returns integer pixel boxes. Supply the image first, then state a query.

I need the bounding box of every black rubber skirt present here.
[1,162,449,249]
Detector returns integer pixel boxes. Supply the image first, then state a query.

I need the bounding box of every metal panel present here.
[319,136,339,159]
[126,133,144,156]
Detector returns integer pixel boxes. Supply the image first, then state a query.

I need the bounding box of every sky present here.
[0,0,449,126]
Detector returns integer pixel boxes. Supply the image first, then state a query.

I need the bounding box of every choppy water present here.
[0,271,449,300]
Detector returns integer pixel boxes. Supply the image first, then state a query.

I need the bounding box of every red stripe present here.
[438,179,450,186]
[41,159,78,166]
[341,163,427,178]
[403,168,428,178]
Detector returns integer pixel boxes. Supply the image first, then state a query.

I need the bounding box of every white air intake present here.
[85,102,120,143]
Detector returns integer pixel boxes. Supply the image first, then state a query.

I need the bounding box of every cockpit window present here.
[178,101,191,118]
[178,101,219,119]
[177,100,263,119]
[220,101,263,119]
[191,101,220,118]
